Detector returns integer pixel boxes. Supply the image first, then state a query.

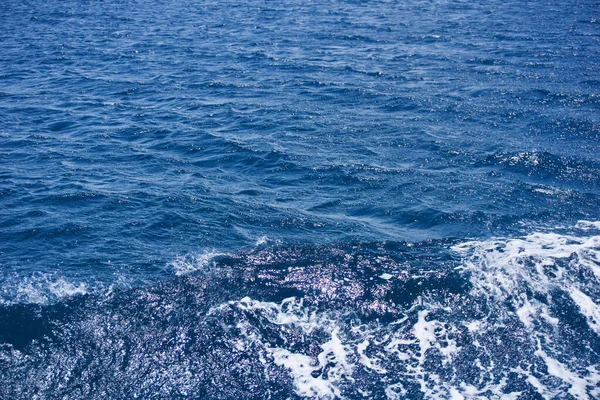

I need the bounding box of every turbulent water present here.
[1,0,599,398]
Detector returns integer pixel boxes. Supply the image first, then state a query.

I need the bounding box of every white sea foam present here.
[569,288,600,333]
[216,297,523,399]
[255,235,268,246]
[384,382,407,399]
[170,250,226,276]
[356,340,387,374]
[452,226,600,330]
[575,220,600,230]
[203,222,600,399]
[451,222,600,398]
[211,297,469,399]
[211,297,354,399]
[535,346,600,400]
[0,274,89,305]
[271,348,340,398]
[531,186,565,196]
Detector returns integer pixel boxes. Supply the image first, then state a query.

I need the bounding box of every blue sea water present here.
[1,0,600,398]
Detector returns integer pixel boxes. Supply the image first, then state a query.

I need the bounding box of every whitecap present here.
[170,250,227,276]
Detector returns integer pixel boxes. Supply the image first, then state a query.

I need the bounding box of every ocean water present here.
[1,0,599,398]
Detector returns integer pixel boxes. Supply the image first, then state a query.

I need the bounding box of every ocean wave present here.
[170,250,228,276]
[477,151,600,188]
[0,273,89,305]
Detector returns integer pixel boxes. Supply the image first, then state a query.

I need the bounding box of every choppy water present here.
[1,0,599,398]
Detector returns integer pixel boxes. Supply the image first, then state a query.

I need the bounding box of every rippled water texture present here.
[1,0,599,398]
